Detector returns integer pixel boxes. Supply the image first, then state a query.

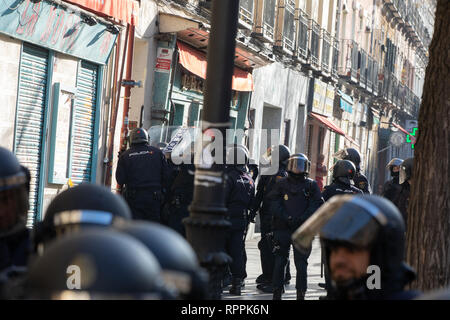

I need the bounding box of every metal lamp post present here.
[183,0,240,299]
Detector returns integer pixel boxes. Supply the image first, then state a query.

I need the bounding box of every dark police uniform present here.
[116,143,170,223]
[268,176,323,295]
[382,176,402,202]
[322,181,363,201]
[321,181,363,294]
[354,172,372,194]
[392,182,410,226]
[251,167,288,283]
[166,163,195,237]
[0,228,29,299]
[224,167,255,284]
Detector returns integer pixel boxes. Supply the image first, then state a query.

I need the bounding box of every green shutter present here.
[14,44,49,227]
[70,62,98,184]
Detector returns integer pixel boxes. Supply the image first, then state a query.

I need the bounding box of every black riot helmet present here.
[286,153,311,178]
[399,157,414,184]
[25,229,172,299]
[332,160,356,185]
[386,158,403,178]
[335,148,362,171]
[226,144,249,172]
[293,194,415,299]
[35,184,132,248]
[0,147,30,236]
[129,128,149,145]
[115,221,209,300]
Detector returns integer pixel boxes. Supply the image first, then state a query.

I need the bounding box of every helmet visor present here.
[292,195,387,252]
[287,158,310,175]
[399,167,408,184]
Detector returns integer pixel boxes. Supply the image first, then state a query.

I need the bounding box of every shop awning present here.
[310,113,346,136]
[310,112,359,146]
[65,0,139,25]
[177,41,254,92]
[338,90,353,113]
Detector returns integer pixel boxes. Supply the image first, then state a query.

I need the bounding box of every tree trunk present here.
[406,0,450,291]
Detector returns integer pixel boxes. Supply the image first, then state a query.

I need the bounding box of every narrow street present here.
[223,236,326,300]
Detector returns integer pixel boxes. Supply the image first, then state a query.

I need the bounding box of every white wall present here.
[0,34,21,150]
[248,62,309,163]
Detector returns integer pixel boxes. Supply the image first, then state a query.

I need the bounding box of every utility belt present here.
[170,194,192,208]
[124,186,163,201]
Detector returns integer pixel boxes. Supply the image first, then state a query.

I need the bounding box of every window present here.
[284,119,291,146]
[307,124,314,159]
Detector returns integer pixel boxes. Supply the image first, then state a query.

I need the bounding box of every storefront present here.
[151,39,254,145]
[0,0,122,225]
[306,78,340,184]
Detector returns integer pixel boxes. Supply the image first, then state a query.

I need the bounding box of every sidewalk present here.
[222,235,326,300]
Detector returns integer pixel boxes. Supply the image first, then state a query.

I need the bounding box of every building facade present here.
[0,0,133,226]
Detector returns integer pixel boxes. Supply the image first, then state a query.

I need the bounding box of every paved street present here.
[222,235,326,300]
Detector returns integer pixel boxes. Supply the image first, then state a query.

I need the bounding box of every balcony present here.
[274,0,296,55]
[238,0,254,30]
[321,29,331,75]
[253,0,277,43]
[331,37,339,79]
[372,60,379,96]
[309,19,321,70]
[295,9,309,63]
[379,68,420,117]
[338,39,358,83]
[366,56,373,94]
[358,49,368,89]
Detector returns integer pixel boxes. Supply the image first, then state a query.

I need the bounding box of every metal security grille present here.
[14,44,49,227]
[71,62,98,184]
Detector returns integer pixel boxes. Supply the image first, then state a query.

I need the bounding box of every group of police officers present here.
[0,126,431,300]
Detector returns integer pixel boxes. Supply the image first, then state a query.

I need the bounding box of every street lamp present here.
[183,0,240,299]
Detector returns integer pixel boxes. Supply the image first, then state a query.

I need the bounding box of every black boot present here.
[229,278,242,295]
[297,290,305,300]
[273,287,283,300]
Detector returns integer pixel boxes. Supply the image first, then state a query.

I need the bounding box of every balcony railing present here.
[366,56,373,93]
[338,39,358,82]
[373,60,379,96]
[309,19,321,69]
[239,0,254,29]
[359,49,368,87]
[296,9,309,61]
[321,29,331,74]
[332,37,339,78]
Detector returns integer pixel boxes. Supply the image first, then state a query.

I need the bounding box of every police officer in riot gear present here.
[293,194,420,300]
[319,160,362,296]
[33,183,132,250]
[336,148,372,194]
[25,229,174,299]
[0,147,31,299]
[116,128,170,223]
[267,154,324,300]
[250,144,291,289]
[115,221,209,299]
[382,158,403,201]
[224,144,255,295]
[393,157,414,226]
[322,160,363,201]
[165,143,196,237]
